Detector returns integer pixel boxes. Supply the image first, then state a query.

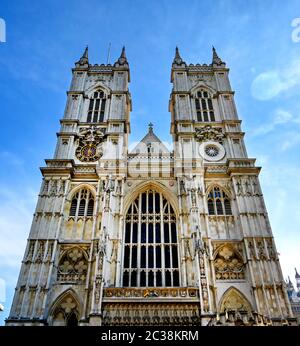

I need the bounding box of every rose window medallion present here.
[205,145,219,157]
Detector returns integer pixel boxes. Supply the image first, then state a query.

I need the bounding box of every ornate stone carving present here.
[256,240,267,260]
[220,288,252,313]
[251,177,261,196]
[205,165,227,173]
[214,244,244,280]
[103,287,198,299]
[75,126,105,162]
[266,239,276,260]
[102,303,200,326]
[94,275,102,305]
[179,179,186,194]
[195,125,224,143]
[190,188,197,207]
[52,294,79,326]
[235,178,242,196]
[35,241,45,263]
[199,256,209,312]
[49,180,58,197]
[183,238,193,260]
[247,240,256,259]
[57,247,88,283]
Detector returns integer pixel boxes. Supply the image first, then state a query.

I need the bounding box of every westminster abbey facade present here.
[6,47,297,326]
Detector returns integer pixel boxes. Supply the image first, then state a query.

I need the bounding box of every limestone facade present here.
[6,47,297,326]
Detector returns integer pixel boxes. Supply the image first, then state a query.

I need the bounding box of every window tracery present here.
[123,190,179,287]
[87,89,107,123]
[207,186,232,215]
[69,188,94,217]
[195,89,215,122]
[57,247,88,283]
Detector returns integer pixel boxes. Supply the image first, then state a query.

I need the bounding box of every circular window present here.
[199,141,225,162]
[205,145,219,157]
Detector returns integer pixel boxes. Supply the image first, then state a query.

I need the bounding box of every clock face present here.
[82,145,96,157]
[76,144,99,162]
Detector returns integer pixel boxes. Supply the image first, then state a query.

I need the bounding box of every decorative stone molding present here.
[103,287,198,300]
[195,125,224,143]
[41,179,66,197]
[199,141,225,162]
[51,293,80,326]
[102,302,201,326]
[213,243,245,280]
[75,126,105,162]
[219,288,251,313]
[57,247,89,283]
[205,165,227,173]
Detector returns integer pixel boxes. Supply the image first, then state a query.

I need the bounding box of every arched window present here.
[69,188,94,217]
[207,186,232,215]
[195,89,215,122]
[123,190,179,287]
[87,90,107,123]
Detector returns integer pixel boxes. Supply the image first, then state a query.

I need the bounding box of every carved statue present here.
[195,125,224,143]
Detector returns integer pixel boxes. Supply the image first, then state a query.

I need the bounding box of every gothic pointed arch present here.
[85,83,110,123]
[191,84,216,122]
[122,182,180,288]
[85,82,111,98]
[206,185,232,216]
[67,185,96,218]
[219,287,252,314]
[123,181,179,218]
[49,289,81,326]
[190,82,217,97]
[67,183,97,201]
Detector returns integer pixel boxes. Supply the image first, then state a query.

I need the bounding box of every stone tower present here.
[6,47,296,326]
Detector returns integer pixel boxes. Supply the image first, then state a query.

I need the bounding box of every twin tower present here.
[6,47,297,326]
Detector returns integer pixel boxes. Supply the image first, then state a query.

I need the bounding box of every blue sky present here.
[0,0,300,324]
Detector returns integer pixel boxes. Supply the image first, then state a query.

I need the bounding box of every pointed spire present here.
[212,46,225,66]
[286,276,294,298]
[173,46,185,66]
[75,46,89,67]
[82,46,88,59]
[148,122,153,133]
[295,268,300,278]
[121,46,126,59]
[116,46,128,66]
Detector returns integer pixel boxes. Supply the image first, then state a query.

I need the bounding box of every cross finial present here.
[148,122,153,133]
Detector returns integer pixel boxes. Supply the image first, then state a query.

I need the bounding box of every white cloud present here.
[252,109,300,136]
[251,59,300,100]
